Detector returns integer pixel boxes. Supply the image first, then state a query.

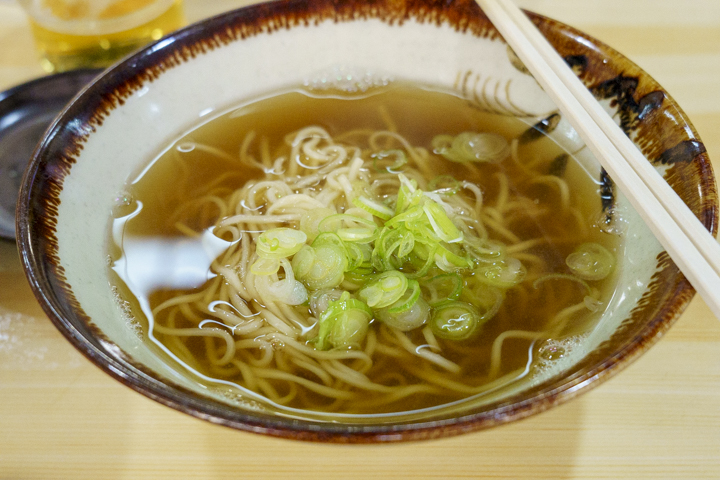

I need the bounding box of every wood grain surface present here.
[1,0,719,478]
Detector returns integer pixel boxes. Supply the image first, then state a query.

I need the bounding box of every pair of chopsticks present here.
[476,0,720,319]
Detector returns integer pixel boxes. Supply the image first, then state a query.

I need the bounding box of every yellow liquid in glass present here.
[27,0,186,72]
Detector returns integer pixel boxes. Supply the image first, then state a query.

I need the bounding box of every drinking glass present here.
[17,0,186,72]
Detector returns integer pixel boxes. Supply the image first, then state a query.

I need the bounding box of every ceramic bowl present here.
[17,0,716,442]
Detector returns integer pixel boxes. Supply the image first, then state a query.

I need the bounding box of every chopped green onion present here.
[461,284,504,323]
[396,229,415,257]
[337,227,378,243]
[309,288,343,318]
[291,245,315,279]
[434,132,510,164]
[343,268,374,286]
[406,219,438,243]
[312,232,372,273]
[423,273,463,306]
[293,242,347,291]
[431,135,454,154]
[330,310,371,349]
[465,239,505,263]
[566,243,615,281]
[376,287,430,332]
[318,213,377,233]
[404,245,438,279]
[387,279,421,313]
[264,259,308,305]
[358,270,409,308]
[343,241,367,272]
[371,228,409,271]
[352,196,394,220]
[475,257,526,288]
[256,228,307,259]
[246,153,527,348]
[315,292,372,350]
[352,242,374,272]
[250,257,281,276]
[422,202,463,243]
[312,232,345,249]
[385,205,425,227]
[398,174,417,192]
[430,301,482,340]
[395,175,421,215]
[300,207,336,241]
[434,245,474,272]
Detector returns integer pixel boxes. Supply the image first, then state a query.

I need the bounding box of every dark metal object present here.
[0,69,102,240]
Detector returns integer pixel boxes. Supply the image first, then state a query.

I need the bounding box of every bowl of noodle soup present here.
[17,0,717,441]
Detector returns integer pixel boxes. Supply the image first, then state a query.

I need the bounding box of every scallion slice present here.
[430,301,482,340]
[423,273,463,306]
[475,257,526,288]
[256,228,307,259]
[358,270,409,308]
[387,279,421,313]
[375,285,430,332]
[315,292,373,350]
[566,242,615,281]
[352,196,394,221]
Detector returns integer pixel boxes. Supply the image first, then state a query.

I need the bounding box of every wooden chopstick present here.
[475,0,720,319]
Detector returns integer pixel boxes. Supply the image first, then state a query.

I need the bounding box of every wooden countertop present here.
[1,1,719,478]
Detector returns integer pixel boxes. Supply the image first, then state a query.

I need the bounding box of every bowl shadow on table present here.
[196,381,586,478]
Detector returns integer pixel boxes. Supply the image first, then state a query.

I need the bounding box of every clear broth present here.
[110,85,618,416]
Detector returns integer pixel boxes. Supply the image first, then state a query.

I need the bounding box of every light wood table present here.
[1,1,719,478]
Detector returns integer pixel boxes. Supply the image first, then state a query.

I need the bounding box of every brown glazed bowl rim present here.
[16,0,716,443]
